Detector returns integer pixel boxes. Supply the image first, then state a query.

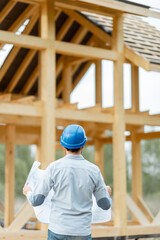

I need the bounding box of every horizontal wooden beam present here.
[125,113,160,126]
[0,103,42,117]
[54,40,119,60]
[12,0,160,19]
[0,230,47,239]
[0,30,47,50]
[56,108,113,124]
[55,0,160,19]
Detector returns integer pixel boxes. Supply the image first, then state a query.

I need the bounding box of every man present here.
[23,124,112,240]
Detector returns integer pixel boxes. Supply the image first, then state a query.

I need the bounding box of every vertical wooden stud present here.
[112,14,127,234]
[94,139,104,177]
[95,60,102,106]
[4,125,15,227]
[131,64,139,112]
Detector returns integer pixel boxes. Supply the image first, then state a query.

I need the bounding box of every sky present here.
[70,0,160,118]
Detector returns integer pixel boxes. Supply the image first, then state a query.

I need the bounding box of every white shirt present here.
[27,154,111,236]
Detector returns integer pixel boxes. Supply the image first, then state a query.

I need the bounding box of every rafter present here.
[21,66,39,94]
[5,50,37,93]
[0,5,37,50]
[63,9,111,45]
[0,1,17,23]
[56,17,73,40]
[0,14,39,82]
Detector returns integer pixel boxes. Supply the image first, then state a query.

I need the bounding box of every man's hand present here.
[106,185,112,196]
[23,184,32,196]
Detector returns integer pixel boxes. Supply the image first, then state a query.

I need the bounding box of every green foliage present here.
[141,138,160,195]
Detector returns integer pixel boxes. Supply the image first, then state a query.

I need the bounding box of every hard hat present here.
[60,124,87,149]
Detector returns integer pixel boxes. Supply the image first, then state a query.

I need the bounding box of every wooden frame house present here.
[0,0,160,239]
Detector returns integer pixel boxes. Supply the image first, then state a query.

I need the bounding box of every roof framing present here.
[11,0,160,19]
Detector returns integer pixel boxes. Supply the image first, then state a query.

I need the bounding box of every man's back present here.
[48,154,105,236]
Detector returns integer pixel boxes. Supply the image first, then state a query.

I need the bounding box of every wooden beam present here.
[56,17,73,40]
[0,230,47,239]
[5,50,37,93]
[55,40,119,60]
[7,202,34,231]
[0,1,17,23]
[62,9,111,45]
[131,64,139,111]
[56,108,113,124]
[0,13,39,82]
[40,0,56,168]
[125,113,160,126]
[11,0,160,19]
[150,64,160,72]
[56,0,160,19]
[137,196,154,223]
[21,66,39,94]
[0,30,47,50]
[4,125,15,227]
[0,103,42,117]
[136,131,160,140]
[131,128,142,221]
[127,194,150,225]
[124,46,150,71]
[95,60,102,106]
[112,14,126,233]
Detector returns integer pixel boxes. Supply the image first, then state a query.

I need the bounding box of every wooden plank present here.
[11,96,36,104]
[4,125,15,227]
[95,60,102,106]
[56,17,73,40]
[112,15,126,234]
[131,64,139,111]
[131,129,142,222]
[21,66,39,94]
[0,103,42,117]
[137,196,154,223]
[54,40,119,60]
[127,194,150,225]
[56,108,113,124]
[125,113,160,126]
[55,0,160,19]
[0,30,48,50]
[125,46,151,71]
[0,1,17,23]
[136,131,160,140]
[7,202,34,231]
[150,64,160,72]
[5,50,37,93]
[62,9,111,45]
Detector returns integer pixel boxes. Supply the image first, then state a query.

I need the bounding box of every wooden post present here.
[131,64,139,111]
[112,14,127,234]
[40,0,56,169]
[131,130,142,203]
[94,139,104,177]
[4,125,15,227]
[63,64,72,103]
[95,60,102,106]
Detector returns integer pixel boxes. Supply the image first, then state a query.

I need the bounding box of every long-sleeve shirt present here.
[27,154,112,236]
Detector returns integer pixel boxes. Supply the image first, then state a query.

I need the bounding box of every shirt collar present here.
[65,154,85,160]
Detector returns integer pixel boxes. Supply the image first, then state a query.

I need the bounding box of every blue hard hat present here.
[60,124,87,149]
